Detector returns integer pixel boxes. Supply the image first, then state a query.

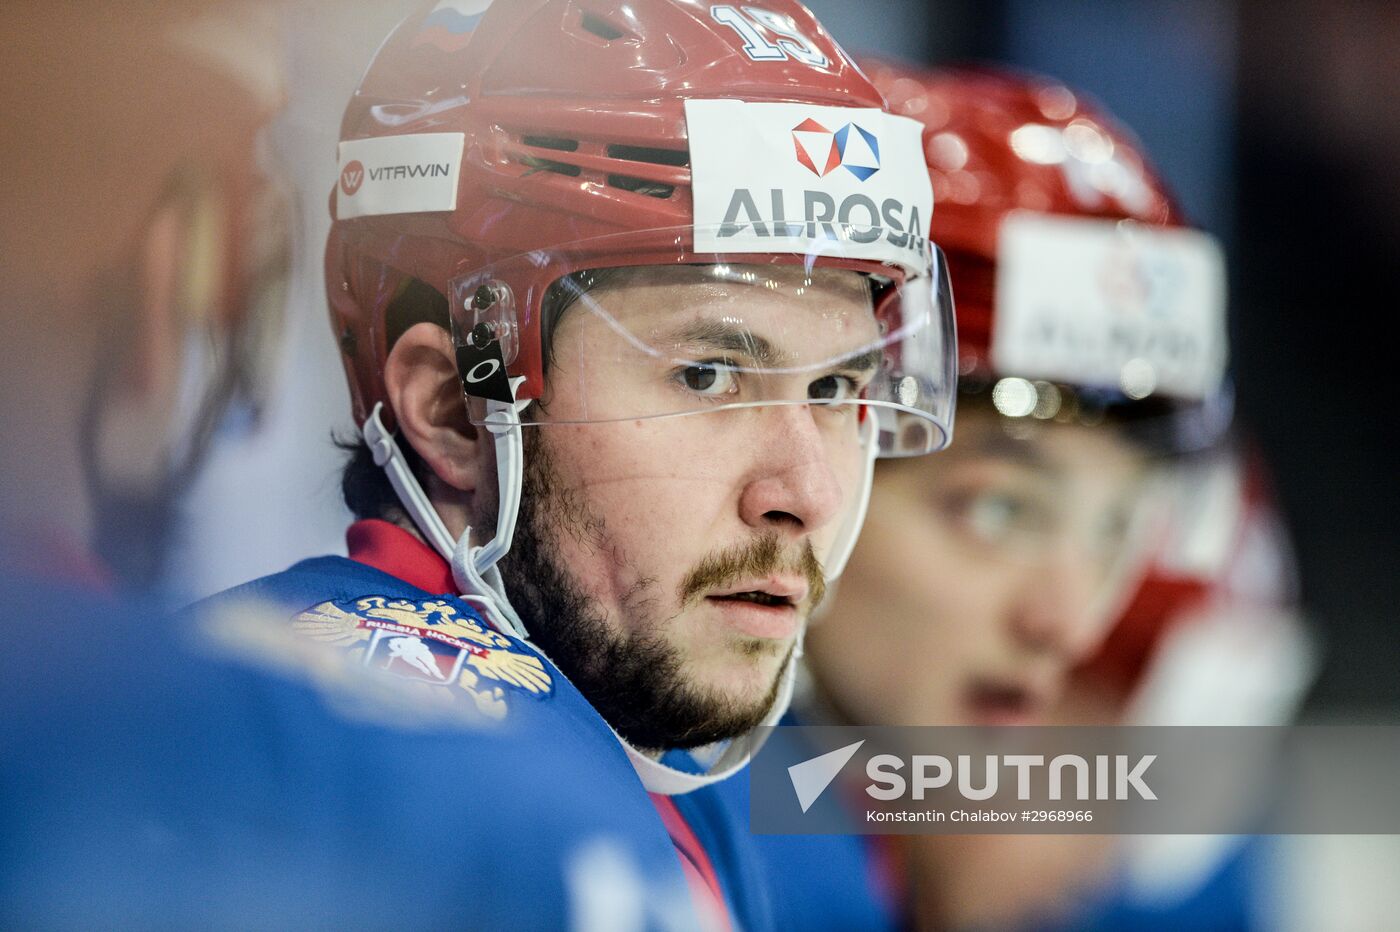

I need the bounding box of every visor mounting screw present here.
[469,321,494,349]
[472,284,496,310]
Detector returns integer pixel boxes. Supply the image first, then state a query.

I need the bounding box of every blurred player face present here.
[0,3,285,583]
[498,265,874,749]
[805,404,1155,727]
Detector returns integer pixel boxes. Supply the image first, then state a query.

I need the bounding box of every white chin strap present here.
[362,395,529,639]
[361,401,880,795]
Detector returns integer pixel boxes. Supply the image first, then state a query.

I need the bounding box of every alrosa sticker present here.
[336,132,465,220]
[685,100,933,273]
[993,212,1227,401]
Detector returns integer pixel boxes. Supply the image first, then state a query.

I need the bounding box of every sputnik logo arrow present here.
[788,739,865,813]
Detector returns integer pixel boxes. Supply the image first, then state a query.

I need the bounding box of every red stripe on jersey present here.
[649,793,732,932]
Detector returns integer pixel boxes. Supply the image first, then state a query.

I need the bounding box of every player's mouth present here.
[963,676,1053,727]
[705,577,807,640]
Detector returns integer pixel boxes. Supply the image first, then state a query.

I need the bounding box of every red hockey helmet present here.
[327,1,956,456]
[865,62,1229,449]
[1074,449,1301,706]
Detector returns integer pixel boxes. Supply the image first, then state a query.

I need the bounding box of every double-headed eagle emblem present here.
[293,596,553,718]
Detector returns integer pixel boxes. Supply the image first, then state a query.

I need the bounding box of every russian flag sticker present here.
[413,0,493,52]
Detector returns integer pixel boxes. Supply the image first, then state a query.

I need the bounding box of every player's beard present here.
[496,429,822,752]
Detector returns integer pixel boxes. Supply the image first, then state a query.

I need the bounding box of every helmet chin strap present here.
[362,401,458,559]
[450,389,530,641]
[362,400,880,795]
[361,392,530,639]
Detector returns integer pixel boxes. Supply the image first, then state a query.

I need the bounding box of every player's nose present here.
[738,404,845,537]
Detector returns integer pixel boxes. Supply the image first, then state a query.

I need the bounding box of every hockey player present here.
[187,1,958,927]
[0,3,520,925]
[813,61,1231,735]
[729,63,1241,929]
[2,1,956,926]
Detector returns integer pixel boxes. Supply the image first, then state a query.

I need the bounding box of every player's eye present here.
[944,487,1056,546]
[675,360,738,397]
[1095,503,1135,555]
[807,373,859,403]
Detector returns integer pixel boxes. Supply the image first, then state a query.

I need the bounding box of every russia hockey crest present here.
[293,595,553,719]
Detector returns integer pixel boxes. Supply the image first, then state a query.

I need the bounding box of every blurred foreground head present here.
[807,63,1233,728]
[0,1,289,587]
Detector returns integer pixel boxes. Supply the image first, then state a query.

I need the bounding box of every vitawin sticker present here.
[336,132,465,220]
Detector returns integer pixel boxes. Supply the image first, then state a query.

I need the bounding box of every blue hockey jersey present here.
[0,518,771,929]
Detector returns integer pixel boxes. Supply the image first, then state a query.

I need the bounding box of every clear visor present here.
[449,227,956,457]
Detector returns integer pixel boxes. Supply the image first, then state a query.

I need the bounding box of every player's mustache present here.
[678,531,826,612]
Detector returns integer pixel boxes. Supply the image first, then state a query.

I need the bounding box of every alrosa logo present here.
[718,188,924,254]
[340,160,365,197]
[792,118,880,181]
[715,116,918,252]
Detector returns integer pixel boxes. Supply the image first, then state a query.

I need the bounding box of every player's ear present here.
[383,322,481,493]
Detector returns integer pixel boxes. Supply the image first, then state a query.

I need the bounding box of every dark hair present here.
[338,431,422,521]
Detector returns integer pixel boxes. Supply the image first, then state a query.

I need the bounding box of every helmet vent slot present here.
[580,12,625,41]
[520,154,582,177]
[605,144,688,167]
[607,174,674,199]
[522,135,579,152]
